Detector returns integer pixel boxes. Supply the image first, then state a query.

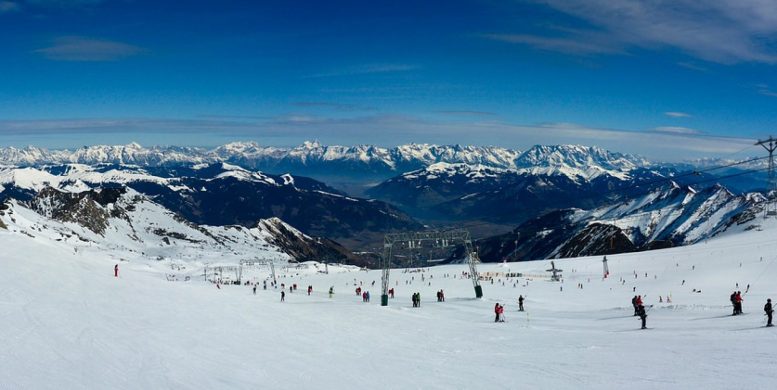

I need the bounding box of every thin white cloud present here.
[490,0,777,64]
[34,36,145,61]
[653,126,701,135]
[481,33,622,55]
[756,83,777,97]
[665,112,692,118]
[0,1,19,12]
[305,64,418,78]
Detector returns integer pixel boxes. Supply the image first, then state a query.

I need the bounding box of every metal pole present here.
[381,239,392,306]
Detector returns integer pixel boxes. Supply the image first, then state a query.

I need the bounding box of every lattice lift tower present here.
[756,136,777,217]
[380,229,483,306]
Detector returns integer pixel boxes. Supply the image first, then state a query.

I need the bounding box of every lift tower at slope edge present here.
[756,136,777,217]
[380,229,483,306]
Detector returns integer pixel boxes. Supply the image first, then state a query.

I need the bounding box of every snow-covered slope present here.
[2,202,777,389]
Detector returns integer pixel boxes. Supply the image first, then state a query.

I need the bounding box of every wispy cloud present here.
[26,0,103,7]
[756,83,777,97]
[305,64,418,78]
[434,110,498,117]
[677,62,709,72]
[0,1,19,12]
[291,101,376,111]
[653,126,701,135]
[489,1,777,64]
[481,33,622,55]
[665,112,692,118]
[34,36,145,61]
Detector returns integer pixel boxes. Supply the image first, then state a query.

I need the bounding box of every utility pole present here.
[756,136,777,217]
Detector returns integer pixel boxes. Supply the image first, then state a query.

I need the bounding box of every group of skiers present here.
[436,290,445,302]
[362,291,371,302]
[411,292,421,307]
[730,291,744,315]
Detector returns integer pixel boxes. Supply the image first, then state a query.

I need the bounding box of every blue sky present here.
[1,0,777,160]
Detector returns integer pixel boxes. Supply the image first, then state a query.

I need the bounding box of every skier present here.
[253,284,257,295]
[281,290,285,302]
[494,303,500,322]
[637,304,647,329]
[518,295,525,311]
[735,291,743,315]
[308,285,312,296]
[497,304,505,323]
[388,288,395,299]
[328,286,334,298]
[765,299,774,327]
[263,280,267,290]
[730,291,737,315]
[114,264,119,278]
[632,296,638,316]
[440,289,444,302]
[416,292,420,307]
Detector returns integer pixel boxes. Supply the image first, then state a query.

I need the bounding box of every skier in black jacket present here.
[636,304,647,329]
[765,299,774,327]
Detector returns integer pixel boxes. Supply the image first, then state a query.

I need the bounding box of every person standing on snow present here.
[518,295,525,312]
[632,296,638,316]
[114,264,119,278]
[497,304,505,322]
[281,290,285,302]
[253,284,257,295]
[328,286,334,298]
[735,291,743,315]
[494,303,501,322]
[765,299,774,327]
[637,304,647,329]
[730,291,737,315]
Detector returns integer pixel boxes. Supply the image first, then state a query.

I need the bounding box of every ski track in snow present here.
[2,221,777,388]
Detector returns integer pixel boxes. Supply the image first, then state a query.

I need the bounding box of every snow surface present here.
[2,217,777,388]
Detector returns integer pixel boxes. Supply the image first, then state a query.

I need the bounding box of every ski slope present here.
[2,218,777,389]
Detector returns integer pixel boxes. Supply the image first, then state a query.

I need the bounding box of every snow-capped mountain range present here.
[0,186,356,264]
[470,181,770,261]
[0,163,421,243]
[366,161,670,223]
[0,141,648,182]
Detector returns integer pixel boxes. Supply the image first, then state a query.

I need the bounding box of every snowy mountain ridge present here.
[0,186,344,264]
[0,142,647,180]
[471,181,770,262]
